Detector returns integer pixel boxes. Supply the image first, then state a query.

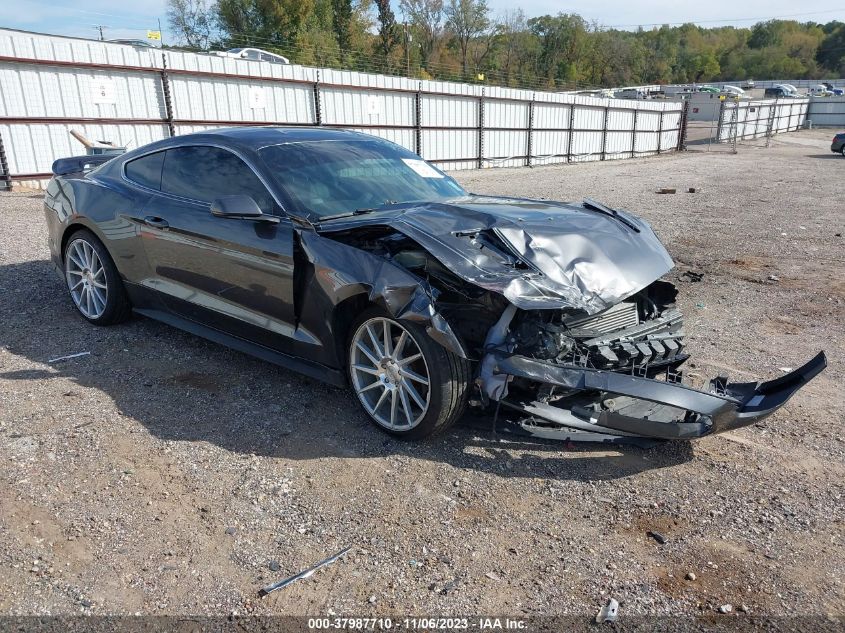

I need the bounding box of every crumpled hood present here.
[318,195,674,314]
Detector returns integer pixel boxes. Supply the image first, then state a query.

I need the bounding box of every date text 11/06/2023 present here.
[307,617,527,630]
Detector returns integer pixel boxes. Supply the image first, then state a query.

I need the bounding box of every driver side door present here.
[136,145,298,353]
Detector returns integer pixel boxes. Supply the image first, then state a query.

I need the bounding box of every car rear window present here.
[124,151,165,190]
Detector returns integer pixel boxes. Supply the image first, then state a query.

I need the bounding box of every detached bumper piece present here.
[491,351,827,442]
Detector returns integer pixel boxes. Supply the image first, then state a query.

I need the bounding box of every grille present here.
[566,301,639,334]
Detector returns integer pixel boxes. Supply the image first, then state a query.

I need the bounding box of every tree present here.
[818,23,845,74]
[399,0,444,70]
[445,0,490,78]
[332,0,353,61]
[215,0,315,50]
[167,0,213,49]
[497,9,527,80]
[374,0,400,64]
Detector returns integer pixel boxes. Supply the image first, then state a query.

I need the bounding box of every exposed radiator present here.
[565,301,639,334]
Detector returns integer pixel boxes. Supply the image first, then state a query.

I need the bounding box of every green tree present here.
[215,0,315,49]
[374,0,400,64]
[444,0,490,78]
[399,0,444,71]
[332,0,353,61]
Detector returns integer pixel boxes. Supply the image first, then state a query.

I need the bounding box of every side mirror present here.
[210,195,278,222]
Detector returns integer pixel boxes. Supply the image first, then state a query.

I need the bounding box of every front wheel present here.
[347,308,471,440]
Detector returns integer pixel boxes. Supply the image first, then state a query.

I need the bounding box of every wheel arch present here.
[60,221,105,263]
[330,292,373,373]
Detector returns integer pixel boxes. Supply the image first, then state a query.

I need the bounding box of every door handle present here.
[143,216,169,229]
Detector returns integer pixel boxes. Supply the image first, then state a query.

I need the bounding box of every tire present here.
[840,146,845,156]
[63,229,132,325]
[347,307,471,440]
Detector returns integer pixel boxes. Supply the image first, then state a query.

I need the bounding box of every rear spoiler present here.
[51,154,117,177]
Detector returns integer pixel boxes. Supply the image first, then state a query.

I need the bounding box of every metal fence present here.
[716,98,809,144]
[806,96,845,127]
[0,28,688,188]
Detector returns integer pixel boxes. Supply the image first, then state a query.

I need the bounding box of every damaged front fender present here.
[297,231,467,360]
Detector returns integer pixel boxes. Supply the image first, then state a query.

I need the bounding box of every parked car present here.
[214,47,290,64]
[765,86,791,98]
[107,39,157,48]
[810,84,833,96]
[43,128,826,442]
[831,132,845,155]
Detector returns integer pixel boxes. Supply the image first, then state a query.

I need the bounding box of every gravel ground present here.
[0,129,843,621]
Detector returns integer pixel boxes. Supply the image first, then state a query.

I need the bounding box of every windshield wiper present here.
[582,198,641,233]
[317,201,401,222]
[317,208,381,222]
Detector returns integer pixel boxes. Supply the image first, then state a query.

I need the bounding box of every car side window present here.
[124,151,165,190]
[160,146,276,213]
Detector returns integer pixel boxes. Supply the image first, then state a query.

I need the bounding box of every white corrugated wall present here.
[0,28,687,189]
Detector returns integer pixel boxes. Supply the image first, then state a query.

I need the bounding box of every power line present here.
[603,8,845,29]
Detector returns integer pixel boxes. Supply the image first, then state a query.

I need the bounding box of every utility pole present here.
[158,18,164,48]
[94,25,105,40]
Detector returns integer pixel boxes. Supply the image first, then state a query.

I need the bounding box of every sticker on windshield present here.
[402,158,444,178]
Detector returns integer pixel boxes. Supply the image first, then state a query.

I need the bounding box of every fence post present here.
[313,71,323,126]
[716,99,726,143]
[657,109,663,154]
[730,102,739,154]
[0,131,12,191]
[526,96,535,167]
[566,103,575,163]
[765,98,778,148]
[160,53,175,137]
[477,88,485,169]
[415,85,422,156]
[600,106,609,160]
[631,109,638,158]
[677,100,690,151]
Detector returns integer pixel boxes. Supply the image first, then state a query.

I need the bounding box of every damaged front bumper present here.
[488,351,827,441]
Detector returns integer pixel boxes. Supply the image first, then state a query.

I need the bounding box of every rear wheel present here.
[64,230,131,325]
[347,308,470,440]
[840,146,845,156]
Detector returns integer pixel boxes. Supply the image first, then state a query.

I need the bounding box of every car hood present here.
[316,195,674,313]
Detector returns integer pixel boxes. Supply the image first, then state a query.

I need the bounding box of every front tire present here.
[64,229,131,325]
[347,307,471,440]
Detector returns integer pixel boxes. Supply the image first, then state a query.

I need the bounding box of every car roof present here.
[114,127,389,164]
[188,126,376,147]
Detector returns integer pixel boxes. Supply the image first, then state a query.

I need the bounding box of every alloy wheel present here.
[350,317,431,430]
[65,238,108,319]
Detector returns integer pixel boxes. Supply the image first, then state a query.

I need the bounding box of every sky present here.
[6,0,845,45]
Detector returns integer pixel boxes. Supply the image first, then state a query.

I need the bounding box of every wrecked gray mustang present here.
[44,127,826,442]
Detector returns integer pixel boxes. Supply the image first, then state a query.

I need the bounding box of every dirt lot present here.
[1,129,843,622]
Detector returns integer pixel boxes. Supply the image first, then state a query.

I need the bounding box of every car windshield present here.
[228,48,243,53]
[259,139,466,218]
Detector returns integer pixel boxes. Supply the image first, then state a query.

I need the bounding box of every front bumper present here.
[489,351,827,441]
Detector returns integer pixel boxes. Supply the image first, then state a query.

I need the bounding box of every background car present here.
[213,48,290,64]
[107,39,157,48]
[831,132,845,154]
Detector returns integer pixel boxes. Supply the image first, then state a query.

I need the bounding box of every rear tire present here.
[347,307,471,440]
[63,229,132,325]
